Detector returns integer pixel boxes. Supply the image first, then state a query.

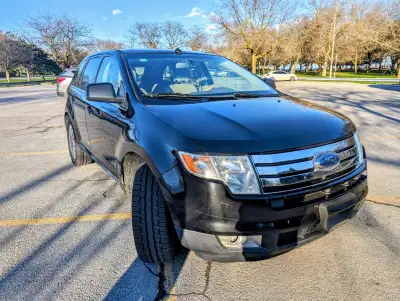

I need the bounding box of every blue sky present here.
[0,0,216,41]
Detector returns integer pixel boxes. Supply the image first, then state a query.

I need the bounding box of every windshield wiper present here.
[193,93,275,101]
[232,93,262,99]
[143,92,277,102]
[143,93,205,100]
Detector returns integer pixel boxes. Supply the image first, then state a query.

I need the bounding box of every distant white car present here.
[56,68,77,97]
[263,70,297,81]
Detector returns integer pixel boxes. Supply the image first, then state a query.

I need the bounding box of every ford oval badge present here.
[314,151,340,171]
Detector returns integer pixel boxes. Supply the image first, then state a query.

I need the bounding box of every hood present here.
[147,96,356,154]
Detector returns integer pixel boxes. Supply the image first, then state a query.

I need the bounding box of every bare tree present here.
[274,18,312,74]
[24,13,92,68]
[127,22,162,48]
[92,39,125,52]
[187,26,208,51]
[0,33,24,82]
[57,16,92,67]
[212,0,296,73]
[161,21,187,49]
[360,1,400,77]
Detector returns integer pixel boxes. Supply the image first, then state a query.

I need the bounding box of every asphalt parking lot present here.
[0,82,399,301]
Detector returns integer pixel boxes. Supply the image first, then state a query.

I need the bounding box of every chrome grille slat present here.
[252,136,355,165]
[256,160,314,176]
[260,155,359,187]
[251,136,362,193]
[338,146,357,161]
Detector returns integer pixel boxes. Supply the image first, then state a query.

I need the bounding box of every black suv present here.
[65,49,368,263]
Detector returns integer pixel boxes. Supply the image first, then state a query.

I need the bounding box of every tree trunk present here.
[5,69,10,83]
[322,58,328,77]
[397,58,400,79]
[289,62,293,73]
[251,53,257,74]
[391,57,396,71]
[354,51,358,74]
[305,64,309,73]
[291,59,299,74]
[26,69,31,82]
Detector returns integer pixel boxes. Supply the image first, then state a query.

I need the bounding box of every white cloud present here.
[205,24,217,32]
[185,7,202,18]
[112,9,123,16]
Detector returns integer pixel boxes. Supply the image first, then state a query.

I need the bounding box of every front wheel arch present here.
[122,152,144,188]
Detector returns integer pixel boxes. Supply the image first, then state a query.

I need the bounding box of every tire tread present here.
[130,165,176,263]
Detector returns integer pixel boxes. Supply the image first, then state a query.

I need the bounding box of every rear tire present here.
[290,76,296,81]
[66,118,92,166]
[130,165,178,264]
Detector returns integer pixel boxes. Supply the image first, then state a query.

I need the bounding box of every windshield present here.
[124,53,278,100]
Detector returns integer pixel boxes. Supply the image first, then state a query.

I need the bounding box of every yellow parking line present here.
[0,150,68,157]
[166,287,176,301]
[0,212,132,227]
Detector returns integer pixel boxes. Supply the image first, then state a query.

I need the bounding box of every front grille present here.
[251,136,362,194]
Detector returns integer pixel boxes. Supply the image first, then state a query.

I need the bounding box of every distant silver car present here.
[263,70,297,81]
[56,68,76,97]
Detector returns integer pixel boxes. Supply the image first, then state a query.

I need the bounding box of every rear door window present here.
[70,61,87,88]
[79,57,102,91]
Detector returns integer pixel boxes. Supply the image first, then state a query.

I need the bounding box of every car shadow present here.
[367,84,400,92]
[279,84,400,126]
[0,161,190,300]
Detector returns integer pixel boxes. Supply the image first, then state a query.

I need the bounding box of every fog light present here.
[218,235,247,248]
[218,235,262,249]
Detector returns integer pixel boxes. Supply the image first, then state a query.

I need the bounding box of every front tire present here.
[130,165,178,264]
[66,118,92,166]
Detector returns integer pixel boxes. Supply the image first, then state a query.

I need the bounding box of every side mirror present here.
[263,77,276,89]
[87,83,123,103]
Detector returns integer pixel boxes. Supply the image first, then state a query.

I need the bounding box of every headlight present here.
[353,132,364,166]
[178,152,261,195]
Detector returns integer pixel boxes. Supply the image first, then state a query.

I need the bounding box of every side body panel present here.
[69,85,91,148]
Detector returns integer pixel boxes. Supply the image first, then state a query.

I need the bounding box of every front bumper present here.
[165,163,368,262]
